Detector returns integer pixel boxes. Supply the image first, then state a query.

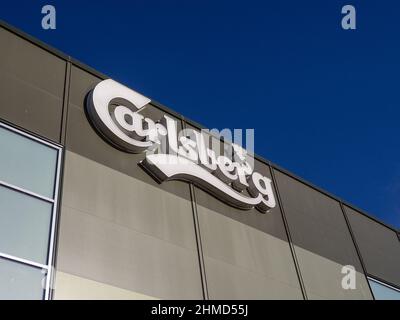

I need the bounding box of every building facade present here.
[0,21,399,300]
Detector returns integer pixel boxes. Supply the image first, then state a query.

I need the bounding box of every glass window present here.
[0,257,45,300]
[369,278,400,300]
[0,122,61,300]
[0,126,58,198]
[0,186,53,264]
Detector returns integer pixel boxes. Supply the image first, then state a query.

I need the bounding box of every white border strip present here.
[0,180,55,203]
[0,252,48,270]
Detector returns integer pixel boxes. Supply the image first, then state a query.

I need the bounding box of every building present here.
[0,20,399,300]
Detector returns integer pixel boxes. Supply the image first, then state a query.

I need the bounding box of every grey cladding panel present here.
[57,205,203,299]
[345,206,400,288]
[273,169,364,271]
[60,66,202,299]
[0,26,65,142]
[194,154,302,299]
[273,169,373,299]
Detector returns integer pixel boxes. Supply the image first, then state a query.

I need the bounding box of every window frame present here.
[0,120,62,300]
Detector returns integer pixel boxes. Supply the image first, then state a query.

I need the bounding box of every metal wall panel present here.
[57,194,201,299]
[0,26,65,142]
[195,157,303,299]
[55,66,203,299]
[345,206,400,288]
[54,272,158,300]
[273,169,373,299]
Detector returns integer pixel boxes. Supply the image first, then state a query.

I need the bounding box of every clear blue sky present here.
[2,0,399,228]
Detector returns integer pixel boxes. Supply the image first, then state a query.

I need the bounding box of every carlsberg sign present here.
[86,79,276,213]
